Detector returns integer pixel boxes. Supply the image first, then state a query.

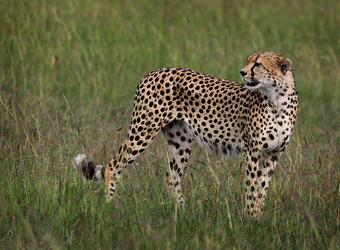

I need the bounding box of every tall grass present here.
[0,0,339,248]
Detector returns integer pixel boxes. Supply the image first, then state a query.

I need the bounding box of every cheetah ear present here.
[278,58,292,74]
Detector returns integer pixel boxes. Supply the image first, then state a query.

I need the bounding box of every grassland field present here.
[0,0,339,249]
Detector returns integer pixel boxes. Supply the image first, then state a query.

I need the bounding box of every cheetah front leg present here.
[244,150,279,217]
[163,121,194,205]
[254,153,279,213]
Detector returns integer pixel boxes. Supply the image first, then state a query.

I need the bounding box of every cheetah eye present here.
[254,62,262,67]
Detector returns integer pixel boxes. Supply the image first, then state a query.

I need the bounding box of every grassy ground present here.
[1,0,339,248]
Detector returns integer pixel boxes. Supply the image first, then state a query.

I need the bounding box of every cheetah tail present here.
[72,154,105,182]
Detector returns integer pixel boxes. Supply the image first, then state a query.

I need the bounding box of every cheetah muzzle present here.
[72,51,298,218]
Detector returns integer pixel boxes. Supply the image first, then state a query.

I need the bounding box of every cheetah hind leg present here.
[73,129,160,201]
[104,128,162,201]
[162,121,194,207]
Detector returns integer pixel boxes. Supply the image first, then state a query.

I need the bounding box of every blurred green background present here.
[0,0,339,249]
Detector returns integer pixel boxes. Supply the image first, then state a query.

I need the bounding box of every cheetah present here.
[73,51,298,217]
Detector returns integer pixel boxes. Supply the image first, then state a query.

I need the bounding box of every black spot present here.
[168,140,180,149]
[251,156,258,164]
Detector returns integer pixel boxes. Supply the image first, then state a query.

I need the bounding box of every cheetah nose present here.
[240,71,246,77]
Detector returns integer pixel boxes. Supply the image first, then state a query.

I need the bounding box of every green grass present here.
[1,0,340,248]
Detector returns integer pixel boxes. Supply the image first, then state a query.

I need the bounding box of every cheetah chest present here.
[260,108,294,152]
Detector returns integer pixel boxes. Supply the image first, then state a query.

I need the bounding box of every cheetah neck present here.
[258,71,297,112]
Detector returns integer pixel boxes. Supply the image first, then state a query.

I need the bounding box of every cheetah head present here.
[240,51,292,91]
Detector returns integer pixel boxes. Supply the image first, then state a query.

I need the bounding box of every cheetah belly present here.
[183,121,244,158]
